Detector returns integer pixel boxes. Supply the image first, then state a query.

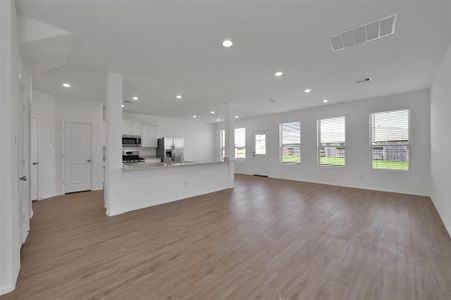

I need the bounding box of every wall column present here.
[105,73,124,216]
[224,103,235,188]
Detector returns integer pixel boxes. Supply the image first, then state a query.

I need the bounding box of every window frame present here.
[254,133,267,155]
[234,127,246,160]
[317,116,346,168]
[279,121,302,165]
[369,109,411,172]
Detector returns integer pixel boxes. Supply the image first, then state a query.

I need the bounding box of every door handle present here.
[87,159,92,163]
[32,162,38,165]
[19,176,27,181]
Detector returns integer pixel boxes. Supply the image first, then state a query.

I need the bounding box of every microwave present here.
[122,136,142,147]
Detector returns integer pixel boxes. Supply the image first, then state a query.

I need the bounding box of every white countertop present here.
[122,160,226,171]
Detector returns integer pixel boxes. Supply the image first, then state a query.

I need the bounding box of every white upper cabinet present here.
[141,124,158,148]
[122,119,132,135]
[122,119,142,136]
[131,120,142,136]
[122,119,157,147]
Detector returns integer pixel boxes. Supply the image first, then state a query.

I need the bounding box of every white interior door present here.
[31,117,39,200]
[252,131,269,176]
[64,122,92,193]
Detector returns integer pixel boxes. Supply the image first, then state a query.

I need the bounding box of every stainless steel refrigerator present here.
[157,137,184,162]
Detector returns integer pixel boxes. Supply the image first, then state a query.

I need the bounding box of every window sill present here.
[281,162,301,165]
[371,168,409,173]
[319,164,346,168]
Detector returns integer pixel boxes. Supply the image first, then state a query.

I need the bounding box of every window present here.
[220,129,225,159]
[318,116,346,167]
[280,122,301,164]
[255,134,266,155]
[234,128,246,159]
[370,109,409,170]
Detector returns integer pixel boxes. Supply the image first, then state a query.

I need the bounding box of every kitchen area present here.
[119,116,212,167]
[103,87,235,217]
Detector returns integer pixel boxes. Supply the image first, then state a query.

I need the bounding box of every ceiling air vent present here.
[329,14,397,52]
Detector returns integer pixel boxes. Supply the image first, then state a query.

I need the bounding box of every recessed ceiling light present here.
[274,71,283,77]
[193,115,197,119]
[132,96,139,101]
[323,99,329,103]
[121,104,125,108]
[210,110,215,114]
[222,39,233,48]
[304,88,312,93]
[235,115,239,119]
[176,95,182,100]
[62,83,71,88]
[216,118,221,122]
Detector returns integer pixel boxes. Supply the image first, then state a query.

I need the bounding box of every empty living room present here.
[1,0,450,299]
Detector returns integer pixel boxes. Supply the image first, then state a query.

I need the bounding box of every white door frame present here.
[30,117,39,201]
[62,121,93,193]
[252,130,269,176]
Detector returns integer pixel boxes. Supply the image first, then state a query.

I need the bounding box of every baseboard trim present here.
[38,193,60,200]
[0,260,20,296]
[235,172,430,197]
[430,196,451,240]
[0,284,15,296]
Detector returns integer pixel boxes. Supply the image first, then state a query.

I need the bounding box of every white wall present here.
[431,41,451,235]
[0,0,31,294]
[30,92,104,197]
[124,112,216,162]
[217,89,431,196]
[31,91,57,199]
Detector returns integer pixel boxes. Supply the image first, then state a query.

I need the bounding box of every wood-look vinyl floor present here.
[2,175,451,300]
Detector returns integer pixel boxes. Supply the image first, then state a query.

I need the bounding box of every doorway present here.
[63,122,92,193]
[252,131,269,176]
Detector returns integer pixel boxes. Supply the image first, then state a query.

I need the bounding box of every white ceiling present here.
[17,0,451,122]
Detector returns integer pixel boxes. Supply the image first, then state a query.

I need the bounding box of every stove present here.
[122,151,145,163]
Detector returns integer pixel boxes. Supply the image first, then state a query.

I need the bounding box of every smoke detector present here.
[357,77,372,84]
[329,14,397,52]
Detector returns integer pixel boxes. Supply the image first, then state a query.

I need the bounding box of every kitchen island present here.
[117,160,234,214]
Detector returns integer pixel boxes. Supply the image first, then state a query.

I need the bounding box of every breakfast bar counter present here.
[117,160,234,214]
[122,160,226,171]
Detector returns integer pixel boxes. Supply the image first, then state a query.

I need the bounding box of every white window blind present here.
[234,128,246,159]
[370,109,409,170]
[318,116,346,166]
[280,122,301,164]
[220,129,225,159]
